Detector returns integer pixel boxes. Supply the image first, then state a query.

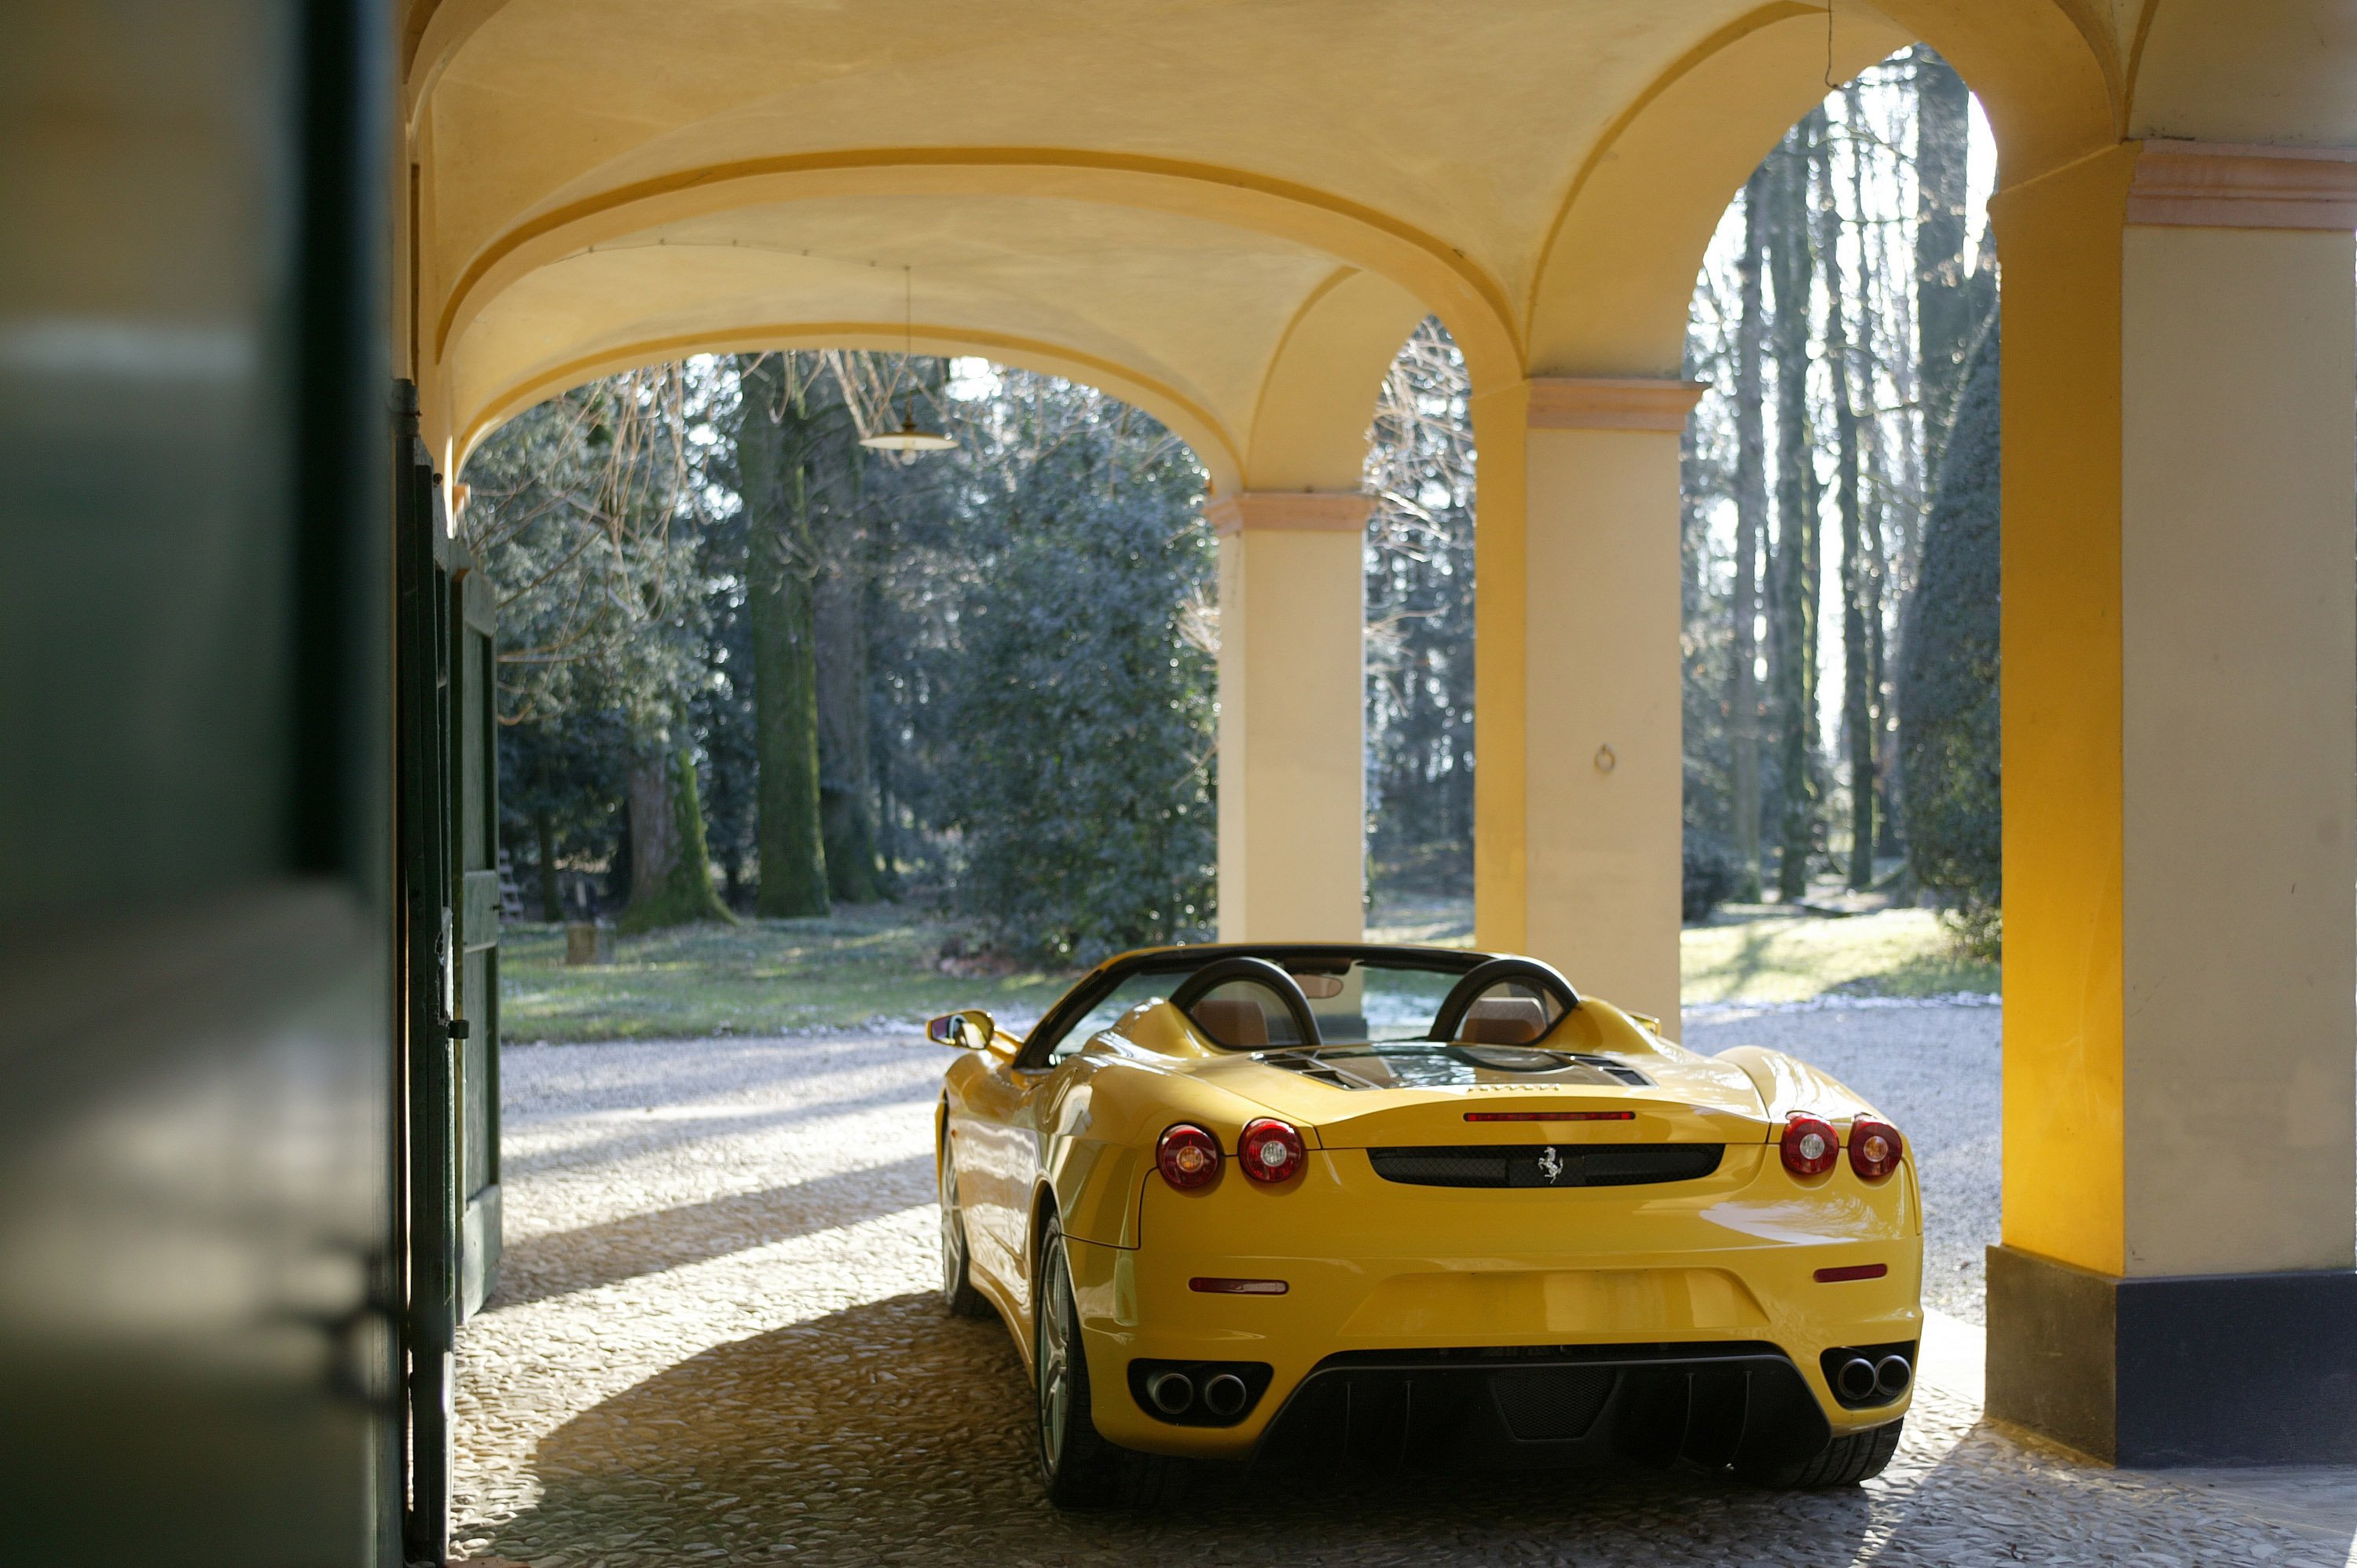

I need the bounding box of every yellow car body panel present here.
[935,945,1924,1467]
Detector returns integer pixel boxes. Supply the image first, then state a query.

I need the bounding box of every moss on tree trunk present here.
[619,746,736,932]
[817,567,882,903]
[739,354,831,918]
[750,531,829,916]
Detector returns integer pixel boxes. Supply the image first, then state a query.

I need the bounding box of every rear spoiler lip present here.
[1309,1101,1779,1150]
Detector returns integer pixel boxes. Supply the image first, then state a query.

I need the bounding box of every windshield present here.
[1042,956,1554,1061]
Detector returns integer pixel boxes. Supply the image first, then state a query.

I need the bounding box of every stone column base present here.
[1987,1244,2357,1465]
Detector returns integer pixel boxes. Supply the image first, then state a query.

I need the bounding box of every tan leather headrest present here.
[1460,995,1545,1045]
[1192,997,1268,1049]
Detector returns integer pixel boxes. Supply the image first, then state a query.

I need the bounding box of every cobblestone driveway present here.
[455,1021,2357,1568]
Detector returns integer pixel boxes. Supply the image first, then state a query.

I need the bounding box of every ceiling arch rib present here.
[1526,0,2124,379]
[1527,7,1912,377]
[1869,0,2119,178]
[402,0,500,123]
[453,321,1246,492]
[439,189,1370,490]
[1243,269,1431,493]
[429,149,1523,395]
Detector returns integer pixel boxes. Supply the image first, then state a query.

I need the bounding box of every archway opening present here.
[460,350,1222,987]
[1673,46,2003,1333]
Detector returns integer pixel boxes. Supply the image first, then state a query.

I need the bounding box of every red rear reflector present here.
[1464,1110,1635,1123]
[1157,1123,1220,1189]
[1849,1118,1904,1180]
[1782,1114,1840,1176]
[1237,1117,1307,1183]
[1189,1277,1288,1295]
[1813,1263,1889,1283]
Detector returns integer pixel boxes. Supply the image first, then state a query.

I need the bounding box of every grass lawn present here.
[500,897,1996,1042]
[498,907,1075,1042]
[1681,906,2000,1004]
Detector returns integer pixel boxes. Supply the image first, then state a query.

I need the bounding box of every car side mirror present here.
[926,1009,998,1052]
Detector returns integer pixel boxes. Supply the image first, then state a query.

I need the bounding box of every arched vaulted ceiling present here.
[403,0,2337,485]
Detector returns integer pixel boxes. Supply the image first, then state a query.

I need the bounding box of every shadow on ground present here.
[489,1155,936,1309]
[486,1289,2352,1567]
[487,1293,1909,1568]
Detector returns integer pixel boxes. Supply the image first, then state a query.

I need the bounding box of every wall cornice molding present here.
[2128,140,2357,231]
[1204,491,1375,536]
[1527,377,1707,432]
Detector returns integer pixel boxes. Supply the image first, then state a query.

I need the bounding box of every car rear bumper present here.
[1255,1341,1842,1475]
[1067,1144,1921,1460]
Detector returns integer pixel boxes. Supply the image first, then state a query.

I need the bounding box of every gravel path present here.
[452,1015,2356,1567]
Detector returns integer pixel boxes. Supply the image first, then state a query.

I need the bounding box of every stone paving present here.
[453,1019,2357,1568]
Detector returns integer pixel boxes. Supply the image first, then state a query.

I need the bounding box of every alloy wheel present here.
[1036,1244,1074,1472]
[940,1168,968,1302]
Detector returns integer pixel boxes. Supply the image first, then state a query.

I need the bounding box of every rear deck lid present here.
[1189,1041,1772,1148]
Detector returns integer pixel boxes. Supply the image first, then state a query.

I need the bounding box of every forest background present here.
[467,46,2003,975]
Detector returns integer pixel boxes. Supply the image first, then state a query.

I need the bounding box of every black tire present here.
[939,1158,992,1320]
[1034,1221,1188,1510]
[1739,1418,1904,1488]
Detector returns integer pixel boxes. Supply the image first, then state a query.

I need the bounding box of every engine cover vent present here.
[1368,1142,1724,1189]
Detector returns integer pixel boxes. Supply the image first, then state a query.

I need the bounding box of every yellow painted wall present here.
[1991,146,2135,1276]
[1216,523,1365,943]
[2118,221,2357,1276]
[1471,383,1531,955]
[2129,0,2357,147]
[1998,142,2357,1280]
[1519,427,1684,1027]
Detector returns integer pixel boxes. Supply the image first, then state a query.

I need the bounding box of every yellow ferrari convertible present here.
[928,943,1919,1508]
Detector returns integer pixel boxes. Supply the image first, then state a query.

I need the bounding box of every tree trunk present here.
[1854,90,1901,863]
[739,355,830,918]
[1767,115,1820,901]
[1731,166,1769,901]
[620,746,735,932]
[534,807,561,922]
[1822,97,1874,891]
[625,752,678,908]
[816,564,882,903]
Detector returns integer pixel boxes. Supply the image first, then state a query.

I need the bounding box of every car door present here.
[954,1053,1049,1317]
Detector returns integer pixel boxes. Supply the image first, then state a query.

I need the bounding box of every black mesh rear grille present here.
[1490,1367,1616,1440]
[1367,1143,1724,1189]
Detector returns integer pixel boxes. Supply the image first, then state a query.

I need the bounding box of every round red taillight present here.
[1781,1114,1838,1177]
[1849,1118,1902,1180]
[1237,1118,1305,1184]
[1157,1123,1221,1189]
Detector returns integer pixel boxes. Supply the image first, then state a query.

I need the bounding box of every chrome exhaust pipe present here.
[1146,1370,1195,1416]
[1835,1357,1879,1402]
[1875,1354,1912,1399]
[1202,1372,1249,1418]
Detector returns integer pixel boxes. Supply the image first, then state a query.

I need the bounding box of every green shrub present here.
[1683,830,1739,922]
[951,485,1215,964]
[1899,317,2002,958]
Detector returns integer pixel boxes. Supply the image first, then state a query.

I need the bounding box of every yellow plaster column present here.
[1211,493,1370,943]
[1471,385,1531,957]
[1473,380,1700,1025]
[1989,140,2357,1466]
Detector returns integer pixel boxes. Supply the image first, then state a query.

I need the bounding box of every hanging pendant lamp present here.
[860,267,957,454]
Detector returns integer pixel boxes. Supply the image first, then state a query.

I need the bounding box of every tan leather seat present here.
[1191,998,1269,1049]
[1459,995,1545,1045]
